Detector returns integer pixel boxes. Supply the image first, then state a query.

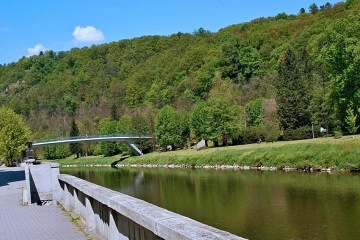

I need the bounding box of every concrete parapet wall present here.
[57,174,245,240]
[24,162,60,205]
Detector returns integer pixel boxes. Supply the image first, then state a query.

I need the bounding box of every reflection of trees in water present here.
[62,167,360,239]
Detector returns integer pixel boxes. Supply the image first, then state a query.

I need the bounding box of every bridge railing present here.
[32,134,153,144]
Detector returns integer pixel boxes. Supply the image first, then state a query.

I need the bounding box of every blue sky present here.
[1,0,340,64]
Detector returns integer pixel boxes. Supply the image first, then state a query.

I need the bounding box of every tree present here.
[345,0,358,9]
[97,118,119,156]
[320,3,332,10]
[0,107,31,166]
[43,144,69,160]
[262,99,280,141]
[309,3,319,14]
[69,118,81,158]
[345,107,359,134]
[219,42,263,84]
[325,2,332,9]
[275,48,311,130]
[307,66,335,135]
[117,115,134,154]
[110,103,119,121]
[191,97,238,147]
[42,134,69,159]
[117,115,134,134]
[180,113,192,149]
[246,98,265,127]
[206,97,238,146]
[155,106,183,149]
[319,14,360,131]
[191,101,212,145]
[209,74,241,104]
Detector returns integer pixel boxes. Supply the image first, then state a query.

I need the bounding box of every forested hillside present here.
[1,0,360,156]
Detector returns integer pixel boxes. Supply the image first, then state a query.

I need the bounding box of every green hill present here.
[1,1,360,154]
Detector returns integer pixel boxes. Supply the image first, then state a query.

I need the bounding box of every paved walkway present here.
[0,166,95,240]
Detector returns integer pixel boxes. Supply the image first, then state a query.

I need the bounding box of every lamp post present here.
[311,122,314,139]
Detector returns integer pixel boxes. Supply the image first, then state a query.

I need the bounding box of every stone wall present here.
[57,174,245,240]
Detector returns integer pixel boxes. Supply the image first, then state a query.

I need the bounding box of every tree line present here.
[1,1,360,160]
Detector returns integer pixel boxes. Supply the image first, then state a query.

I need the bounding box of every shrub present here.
[283,126,319,141]
[264,128,280,142]
[239,127,265,144]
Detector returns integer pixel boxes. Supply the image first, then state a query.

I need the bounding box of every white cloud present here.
[27,44,46,56]
[72,26,105,43]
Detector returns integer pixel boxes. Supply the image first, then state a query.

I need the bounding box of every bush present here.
[283,126,319,141]
[264,128,280,142]
[43,144,70,160]
[239,127,265,144]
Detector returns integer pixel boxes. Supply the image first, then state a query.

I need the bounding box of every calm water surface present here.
[61,167,360,240]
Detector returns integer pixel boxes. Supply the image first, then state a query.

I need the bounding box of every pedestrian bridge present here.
[26,134,153,156]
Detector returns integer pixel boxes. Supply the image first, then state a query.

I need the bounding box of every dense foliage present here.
[42,134,70,160]
[0,107,31,165]
[1,1,360,157]
[69,118,81,158]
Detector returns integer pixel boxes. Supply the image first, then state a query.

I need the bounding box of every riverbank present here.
[54,136,360,171]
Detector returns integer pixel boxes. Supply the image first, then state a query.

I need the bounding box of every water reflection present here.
[61,167,360,240]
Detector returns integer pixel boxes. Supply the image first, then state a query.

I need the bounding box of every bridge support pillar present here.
[125,141,143,156]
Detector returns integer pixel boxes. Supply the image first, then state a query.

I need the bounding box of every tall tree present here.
[69,118,81,158]
[319,14,360,131]
[191,101,213,145]
[275,48,311,130]
[262,99,280,141]
[206,97,238,146]
[309,3,319,13]
[155,105,183,149]
[0,107,31,166]
[307,65,334,135]
[191,97,238,146]
[180,113,192,149]
[110,103,119,121]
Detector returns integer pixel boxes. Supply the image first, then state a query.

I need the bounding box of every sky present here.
[0,0,341,64]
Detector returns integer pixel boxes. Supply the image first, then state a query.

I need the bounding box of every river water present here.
[61,167,360,240]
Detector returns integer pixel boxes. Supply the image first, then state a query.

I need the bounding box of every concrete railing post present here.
[24,162,60,206]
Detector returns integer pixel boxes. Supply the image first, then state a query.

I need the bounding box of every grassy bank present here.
[54,136,360,171]
[52,155,126,166]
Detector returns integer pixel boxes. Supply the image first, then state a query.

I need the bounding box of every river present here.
[61,167,360,239]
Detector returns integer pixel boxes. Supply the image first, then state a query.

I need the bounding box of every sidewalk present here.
[0,166,93,240]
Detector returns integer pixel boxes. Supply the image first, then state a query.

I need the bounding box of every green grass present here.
[50,155,129,166]
[52,136,360,171]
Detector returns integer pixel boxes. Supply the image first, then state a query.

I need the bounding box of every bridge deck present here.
[32,134,153,146]
[28,134,153,156]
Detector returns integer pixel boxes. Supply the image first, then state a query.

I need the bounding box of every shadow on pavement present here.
[0,169,25,187]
